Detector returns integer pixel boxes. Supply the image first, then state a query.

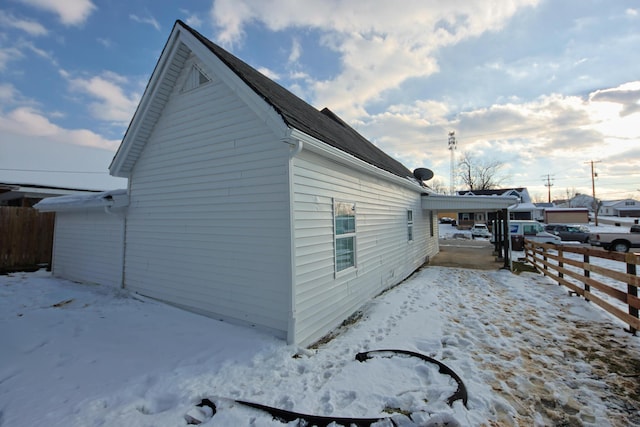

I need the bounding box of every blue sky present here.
[1,0,639,201]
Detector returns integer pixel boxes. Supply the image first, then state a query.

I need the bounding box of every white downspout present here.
[286,137,302,344]
[103,202,128,289]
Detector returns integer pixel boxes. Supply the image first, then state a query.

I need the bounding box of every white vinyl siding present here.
[124,54,292,338]
[291,150,438,346]
[51,210,124,287]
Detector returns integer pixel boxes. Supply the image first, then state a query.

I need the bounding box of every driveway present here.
[431,238,506,270]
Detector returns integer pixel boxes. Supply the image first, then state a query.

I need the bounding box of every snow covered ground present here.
[2,220,640,427]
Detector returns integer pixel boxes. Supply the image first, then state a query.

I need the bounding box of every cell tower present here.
[448,131,457,194]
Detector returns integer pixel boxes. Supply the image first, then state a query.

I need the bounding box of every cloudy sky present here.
[1,0,639,201]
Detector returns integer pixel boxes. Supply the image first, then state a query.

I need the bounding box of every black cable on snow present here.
[355,349,468,408]
[186,349,468,426]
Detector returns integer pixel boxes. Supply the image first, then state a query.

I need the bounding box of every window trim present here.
[333,200,357,274]
[407,209,414,241]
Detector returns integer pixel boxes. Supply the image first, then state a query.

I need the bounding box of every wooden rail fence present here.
[0,206,55,273]
[524,240,640,333]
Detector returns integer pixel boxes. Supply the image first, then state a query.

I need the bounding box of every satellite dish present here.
[413,168,434,182]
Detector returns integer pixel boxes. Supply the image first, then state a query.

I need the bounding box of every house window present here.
[407,210,413,241]
[334,201,356,272]
[625,201,635,206]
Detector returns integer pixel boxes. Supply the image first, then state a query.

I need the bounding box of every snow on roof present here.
[34,189,128,212]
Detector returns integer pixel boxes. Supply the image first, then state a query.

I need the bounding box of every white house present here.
[454,188,535,226]
[96,20,443,346]
[598,199,640,218]
[36,21,516,346]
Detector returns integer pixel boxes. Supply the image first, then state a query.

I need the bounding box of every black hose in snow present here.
[188,349,468,426]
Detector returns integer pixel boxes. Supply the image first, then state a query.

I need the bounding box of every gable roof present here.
[111,20,413,181]
[457,188,531,203]
[179,21,413,179]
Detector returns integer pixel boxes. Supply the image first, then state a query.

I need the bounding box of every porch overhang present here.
[421,194,518,212]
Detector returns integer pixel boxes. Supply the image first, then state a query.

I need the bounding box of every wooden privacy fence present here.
[524,240,640,333]
[0,206,55,273]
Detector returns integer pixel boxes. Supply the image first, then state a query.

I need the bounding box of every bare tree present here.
[427,178,448,194]
[457,152,507,191]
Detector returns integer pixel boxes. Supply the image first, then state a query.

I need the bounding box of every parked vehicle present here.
[589,226,640,252]
[470,223,491,238]
[492,220,561,250]
[544,224,591,243]
[439,217,456,225]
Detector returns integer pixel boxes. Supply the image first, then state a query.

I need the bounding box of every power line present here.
[0,168,107,175]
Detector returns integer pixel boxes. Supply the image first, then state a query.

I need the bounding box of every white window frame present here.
[407,209,414,241]
[333,200,357,273]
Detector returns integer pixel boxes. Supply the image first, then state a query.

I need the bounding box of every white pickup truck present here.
[589,225,640,252]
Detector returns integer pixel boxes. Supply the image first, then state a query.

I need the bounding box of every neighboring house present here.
[455,188,533,226]
[0,183,100,207]
[557,194,596,211]
[36,21,516,346]
[598,199,640,218]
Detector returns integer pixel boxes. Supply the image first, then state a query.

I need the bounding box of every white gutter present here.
[34,189,129,212]
[421,194,518,211]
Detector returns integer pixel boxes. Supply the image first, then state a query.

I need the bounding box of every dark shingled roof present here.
[177,20,413,180]
[458,188,526,196]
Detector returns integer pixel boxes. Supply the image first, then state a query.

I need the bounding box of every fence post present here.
[626,253,638,335]
[583,254,590,302]
[558,247,563,286]
[543,246,548,272]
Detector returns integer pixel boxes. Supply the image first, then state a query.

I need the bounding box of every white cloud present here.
[288,38,301,63]
[210,0,541,121]
[180,9,202,28]
[66,71,140,124]
[0,46,24,71]
[129,13,161,31]
[97,38,112,48]
[354,82,640,199]
[0,106,119,150]
[0,83,20,102]
[0,11,48,36]
[256,67,280,80]
[18,0,96,26]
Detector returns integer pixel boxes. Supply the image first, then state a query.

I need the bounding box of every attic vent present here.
[182,65,210,92]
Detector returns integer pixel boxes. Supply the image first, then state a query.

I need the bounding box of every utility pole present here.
[587,160,601,226]
[448,131,457,195]
[542,174,554,203]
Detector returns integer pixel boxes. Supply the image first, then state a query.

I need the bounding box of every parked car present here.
[590,225,640,252]
[492,220,561,250]
[439,217,456,224]
[470,223,491,239]
[544,224,591,243]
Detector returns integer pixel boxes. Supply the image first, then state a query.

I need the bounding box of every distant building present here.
[455,188,538,226]
[598,199,640,218]
[544,208,589,224]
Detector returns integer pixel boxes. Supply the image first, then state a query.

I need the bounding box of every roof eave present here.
[289,128,426,193]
